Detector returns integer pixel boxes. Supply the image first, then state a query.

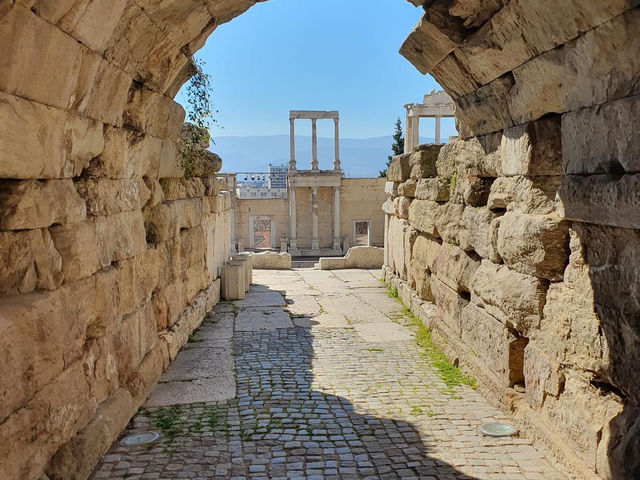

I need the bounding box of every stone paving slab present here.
[92,268,567,480]
[233,290,286,307]
[234,307,293,331]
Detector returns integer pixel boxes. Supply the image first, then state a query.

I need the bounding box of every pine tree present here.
[379,118,404,177]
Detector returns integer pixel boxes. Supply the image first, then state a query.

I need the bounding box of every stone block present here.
[344,246,384,269]
[498,116,563,176]
[394,196,411,220]
[509,8,640,126]
[411,234,441,271]
[458,207,502,261]
[209,191,231,213]
[0,92,104,179]
[0,229,63,295]
[487,175,561,215]
[50,222,101,282]
[470,259,547,335]
[460,174,492,207]
[400,4,467,74]
[430,275,468,337]
[415,177,450,201]
[386,153,411,182]
[563,95,640,175]
[0,179,86,230]
[523,340,565,408]
[384,181,400,196]
[232,255,251,292]
[46,388,134,480]
[430,53,479,99]
[88,126,161,179]
[143,197,203,242]
[160,177,206,200]
[431,243,480,293]
[409,144,442,179]
[455,0,631,86]
[454,74,515,138]
[74,178,151,216]
[115,302,157,386]
[397,179,416,198]
[409,260,433,302]
[460,302,526,386]
[382,198,396,216]
[93,210,148,266]
[123,84,185,140]
[387,216,411,279]
[115,248,159,316]
[221,263,245,300]
[152,280,185,331]
[434,202,464,244]
[557,174,640,230]
[0,362,95,480]
[158,139,182,178]
[318,257,346,270]
[437,134,501,178]
[497,212,569,281]
[251,251,292,270]
[408,199,440,236]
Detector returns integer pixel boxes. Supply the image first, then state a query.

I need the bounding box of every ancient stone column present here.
[404,107,411,153]
[289,118,296,171]
[411,116,420,149]
[333,186,341,250]
[311,119,318,170]
[311,186,319,250]
[333,118,341,171]
[289,186,297,251]
[435,116,441,144]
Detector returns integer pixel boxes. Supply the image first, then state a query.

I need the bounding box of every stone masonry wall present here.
[388,2,640,479]
[0,1,245,479]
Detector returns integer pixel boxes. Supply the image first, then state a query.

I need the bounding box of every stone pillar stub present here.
[311,186,319,250]
[435,116,441,144]
[311,119,318,171]
[333,186,341,250]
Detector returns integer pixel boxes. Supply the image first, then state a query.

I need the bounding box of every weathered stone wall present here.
[388,3,640,479]
[0,2,245,479]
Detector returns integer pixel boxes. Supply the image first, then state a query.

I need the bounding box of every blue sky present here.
[175,0,457,141]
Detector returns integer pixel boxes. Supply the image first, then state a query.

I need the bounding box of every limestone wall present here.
[340,178,387,247]
[389,3,640,479]
[0,2,241,479]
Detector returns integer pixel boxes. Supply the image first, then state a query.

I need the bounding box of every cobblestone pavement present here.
[91,269,566,480]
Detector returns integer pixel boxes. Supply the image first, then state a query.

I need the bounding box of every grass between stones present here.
[383,283,476,395]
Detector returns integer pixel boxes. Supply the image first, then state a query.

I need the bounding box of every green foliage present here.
[177,58,219,178]
[449,171,457,196]
[379,117,405,177]
[153,405,183,441]
[387,286,398,298]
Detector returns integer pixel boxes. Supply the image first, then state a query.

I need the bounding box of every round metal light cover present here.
[120,431,160,446]
[478,422,517,437]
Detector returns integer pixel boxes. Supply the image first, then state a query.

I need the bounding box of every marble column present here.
[411,116,420,149]
[404,108,411,153]
[289,118,296,171]
[333,118,341,171]
[435,116,441,144]
[311,119,318,170]
[311,186,319,250]
[333,186,341,251]
[289,187,297,251]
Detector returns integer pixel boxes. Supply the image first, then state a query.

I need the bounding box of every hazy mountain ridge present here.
[213,134,433,178]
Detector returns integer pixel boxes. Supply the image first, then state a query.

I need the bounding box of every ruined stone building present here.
[231,110,387,255]
[0,1,638,480]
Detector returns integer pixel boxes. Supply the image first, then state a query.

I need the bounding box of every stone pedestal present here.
[221,263,245,300]
[280,237,288,253]
[233,255,251,292]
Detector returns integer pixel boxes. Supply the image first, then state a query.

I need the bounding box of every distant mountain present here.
[211,135,434,178]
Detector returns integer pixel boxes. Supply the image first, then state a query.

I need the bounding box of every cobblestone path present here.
[91,269,566,480]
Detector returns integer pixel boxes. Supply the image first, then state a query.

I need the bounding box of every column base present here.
[333,160,341,171]
[333,237,342,251]
[311,238,320,250]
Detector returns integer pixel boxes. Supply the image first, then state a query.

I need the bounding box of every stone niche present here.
[388,3,640,480]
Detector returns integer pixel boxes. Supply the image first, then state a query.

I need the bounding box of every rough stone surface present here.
[496,212,569,281]
[250,251,292,270]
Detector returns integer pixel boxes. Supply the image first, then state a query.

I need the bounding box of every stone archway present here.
[1,2,639,480]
